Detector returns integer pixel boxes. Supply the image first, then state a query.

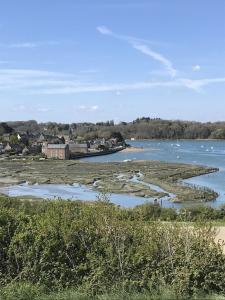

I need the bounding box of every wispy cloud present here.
[12,104,51,113]
[0,68,224,95]
[39,77,225,94]
[96,26,177,77]
[178,77,225,91]
[78,105,99,112]
[80,69,99,74]
[0,41,60,49]
[131,43,177,77]
[37,107,51,113]
[9,42,39,48]
[97,26,113,36]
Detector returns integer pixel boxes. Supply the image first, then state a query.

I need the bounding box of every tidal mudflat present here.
[0,159,218,204]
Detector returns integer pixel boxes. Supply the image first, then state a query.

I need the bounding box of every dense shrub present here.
[0,198,225,298]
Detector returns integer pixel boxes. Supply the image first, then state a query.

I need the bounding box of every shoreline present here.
[126,138,225,141]
[121,147,153,153]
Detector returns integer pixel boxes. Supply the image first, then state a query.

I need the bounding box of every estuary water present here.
[84,140,225,208]
[2,140,225,208]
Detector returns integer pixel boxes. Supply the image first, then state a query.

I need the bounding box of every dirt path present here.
[215,227,225,253]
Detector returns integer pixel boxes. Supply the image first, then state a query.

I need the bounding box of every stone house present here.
[42,144,70,160]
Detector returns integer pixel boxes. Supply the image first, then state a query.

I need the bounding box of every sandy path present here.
[215,226,225,253]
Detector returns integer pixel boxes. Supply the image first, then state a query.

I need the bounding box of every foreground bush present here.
[0,198,225,298]
[0,283,225,300]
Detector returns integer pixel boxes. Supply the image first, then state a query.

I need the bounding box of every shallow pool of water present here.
[0,182,180,209]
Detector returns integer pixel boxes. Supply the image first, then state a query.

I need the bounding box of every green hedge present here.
[0,197,225,298]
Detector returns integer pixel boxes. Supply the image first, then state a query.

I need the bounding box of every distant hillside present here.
[0,122,13,135]
[7,120,40,135]
[5,118,225,140]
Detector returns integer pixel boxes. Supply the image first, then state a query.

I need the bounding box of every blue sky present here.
[0,0,225,123]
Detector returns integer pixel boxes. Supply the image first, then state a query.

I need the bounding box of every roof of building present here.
[47,144,68,149]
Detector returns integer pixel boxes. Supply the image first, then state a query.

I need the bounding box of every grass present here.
[1,284,225,300]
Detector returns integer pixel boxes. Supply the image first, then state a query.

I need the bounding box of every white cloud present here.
[78,105,99,112]
[96,25,177,78]
[91,105,99,111]
[192,65,201,72]
[37,107,51,113]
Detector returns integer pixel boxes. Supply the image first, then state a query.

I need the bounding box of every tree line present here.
[5,118,225,140]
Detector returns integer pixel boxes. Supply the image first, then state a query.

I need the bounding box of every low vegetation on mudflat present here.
[0,197,225,299]
[0,159,218,203]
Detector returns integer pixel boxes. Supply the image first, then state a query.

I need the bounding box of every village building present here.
[42,144,70,160]
[61,135,72,144]
[4,143,12,152]
[68,143,88,154]
[4,143,22,154]
[38,133,64,145]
